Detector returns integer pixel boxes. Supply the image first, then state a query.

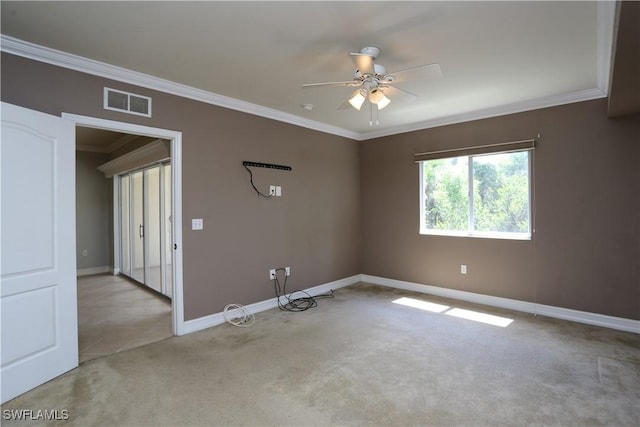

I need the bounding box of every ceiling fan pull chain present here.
[369,103,373,127]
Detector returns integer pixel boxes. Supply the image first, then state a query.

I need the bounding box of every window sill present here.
[420,230,531,241]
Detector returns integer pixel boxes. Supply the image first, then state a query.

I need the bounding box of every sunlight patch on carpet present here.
[392,297,513,327]
[392,297,450,313]
[445,307,513,327]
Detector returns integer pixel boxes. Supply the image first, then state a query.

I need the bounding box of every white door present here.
[1,102,78,404]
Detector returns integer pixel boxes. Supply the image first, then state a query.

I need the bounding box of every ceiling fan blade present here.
[388,63,443,82]
[382,85,418,103]
[337,89,363,110]
[302,81,358,88]
[350,53,375,75]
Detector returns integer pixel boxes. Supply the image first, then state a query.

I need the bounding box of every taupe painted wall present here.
[3,52,638,322]
[75,151,111,270]
[1,53,361,321]
[361,99,640,320]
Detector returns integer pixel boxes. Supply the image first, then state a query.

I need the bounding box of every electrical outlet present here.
[275,186,282,197]
[269,269,276,280]
[269,185,276,196]
[285,266,290,276]
[82,249,88,257]
[461,264,467,274]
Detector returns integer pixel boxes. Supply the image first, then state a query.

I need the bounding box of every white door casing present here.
[1,102,78,404]
[60,112,185,336]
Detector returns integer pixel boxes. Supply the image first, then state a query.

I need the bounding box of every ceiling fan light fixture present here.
[377,94,391,110]
[349,90,366,110]
[368,88,383,103]
[368,89,390,109]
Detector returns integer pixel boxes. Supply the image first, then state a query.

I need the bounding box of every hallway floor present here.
[77,273,172,363]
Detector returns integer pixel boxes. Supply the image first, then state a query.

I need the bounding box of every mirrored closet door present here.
[119,162,172,298]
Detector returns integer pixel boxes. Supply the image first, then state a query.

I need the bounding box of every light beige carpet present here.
[2,282,639,426]
[77,274,172,363]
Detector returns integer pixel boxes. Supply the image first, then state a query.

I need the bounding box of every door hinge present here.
[174,244,177,250]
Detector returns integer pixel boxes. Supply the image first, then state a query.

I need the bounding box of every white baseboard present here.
[182,273,639,336]
[362,274,640,334]
[110,267,120,275]
[182,274,361,335]
[77,265,110,277]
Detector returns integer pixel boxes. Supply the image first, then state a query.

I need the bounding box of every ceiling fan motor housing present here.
[360,46,381,58]
[355,63,388,79]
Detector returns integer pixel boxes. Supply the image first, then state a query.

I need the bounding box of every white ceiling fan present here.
[302,47,442,114]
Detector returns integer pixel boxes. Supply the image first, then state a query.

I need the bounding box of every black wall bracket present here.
[242,161,292,171]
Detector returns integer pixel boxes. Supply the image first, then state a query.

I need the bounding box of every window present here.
[419,150,531,239]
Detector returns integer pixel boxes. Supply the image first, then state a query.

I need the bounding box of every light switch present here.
[192,218,204,230]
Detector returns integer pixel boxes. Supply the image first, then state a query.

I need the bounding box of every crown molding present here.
[96,139,169,178]
[1,0,614,143]
[0,35,360,141]
[597,0,616,94]
[358,87,607,140]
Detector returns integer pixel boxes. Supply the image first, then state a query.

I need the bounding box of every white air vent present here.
[104,87,152,117]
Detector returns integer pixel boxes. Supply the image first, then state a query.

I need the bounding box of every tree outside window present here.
[421,150,531,239]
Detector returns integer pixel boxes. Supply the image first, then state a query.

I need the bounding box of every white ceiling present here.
[0,1,613,140]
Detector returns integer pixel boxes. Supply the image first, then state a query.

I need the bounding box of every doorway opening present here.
[64,113,185,362]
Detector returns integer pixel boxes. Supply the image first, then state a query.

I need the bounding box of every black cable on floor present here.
[273,268,334,312]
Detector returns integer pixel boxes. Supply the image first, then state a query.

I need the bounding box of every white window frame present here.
[419,150,532,240]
